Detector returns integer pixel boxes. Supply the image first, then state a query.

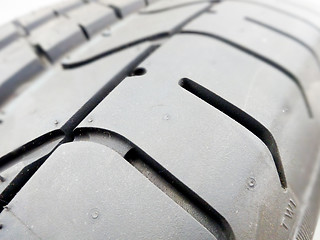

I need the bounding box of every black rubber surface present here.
[0,0,320,239]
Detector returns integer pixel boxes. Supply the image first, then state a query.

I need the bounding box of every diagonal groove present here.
[180,30,313,118]
[61,45,159,135]
[179,77,287,189]
[0,2,217,213]
[62,33,169,69]
[62,3,213,69]
[0,130,64,170]
[0,137,65,212]
[0,155,48,212]
[73,127,235,240]
[78,24,90,40]
[245,16,320,69]
[140,0,218,14]
[107,4,123,19]
[227,0,320,34]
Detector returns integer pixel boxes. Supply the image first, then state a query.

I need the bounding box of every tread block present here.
[16,8,56,33]
[238,0,320,31]
[0,24,20,51]
[0,39,44,105]
[0,142,214,240]
[0,133,63,194]
[0,211,38,239]
[52,0,85,14]
[146,0,160,4]
[183,12,320,95]
[28,17,87,62]
[63,0,210,65]
[141,0,210,13]
[216,1,320,61]
[65,3,118,37]
[77,34,319,239]
[98,0,145,17]
[0,43,151,158]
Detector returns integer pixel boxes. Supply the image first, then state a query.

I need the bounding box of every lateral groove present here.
[180,30,313,117]
[179,77,287,189]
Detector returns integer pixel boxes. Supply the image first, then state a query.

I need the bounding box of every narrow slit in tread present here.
[179,77,287,189]
[34,44,52,64]
[73,127,235,240]
[78,24,90,40]
[245,16,320,69]
[108,4,123,19]
[180,30,313,117]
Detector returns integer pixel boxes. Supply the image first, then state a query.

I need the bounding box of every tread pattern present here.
[179,77,287,188]
[0,0,320,239]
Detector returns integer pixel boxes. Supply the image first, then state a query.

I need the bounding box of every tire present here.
[0,0,320,239]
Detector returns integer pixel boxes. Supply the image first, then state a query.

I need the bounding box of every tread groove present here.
[107,4,123,19]
[0,4,216,210]
[62,3,214,69]
[228,0,320,34]
[180,30,313,117]
[62,32,169,69]
[0,155,49,212]
[78,24,90,40]
[179,77,287,189]
[73,127,235,240]
[139,0,217,14]
[34,44,52,64]
[245,16,320,69]
[61,45,159,135]
[0,130,64,170]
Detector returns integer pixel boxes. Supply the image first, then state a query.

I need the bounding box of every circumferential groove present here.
[73,127,235,240]
[180,30,313,118]
[179,77,287,189]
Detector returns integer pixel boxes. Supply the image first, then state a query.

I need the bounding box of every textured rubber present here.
[0,0,320,239]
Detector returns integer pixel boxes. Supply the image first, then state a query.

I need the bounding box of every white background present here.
[0,0,319,239]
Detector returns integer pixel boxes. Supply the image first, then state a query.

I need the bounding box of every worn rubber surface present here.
[0,0,320,239]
